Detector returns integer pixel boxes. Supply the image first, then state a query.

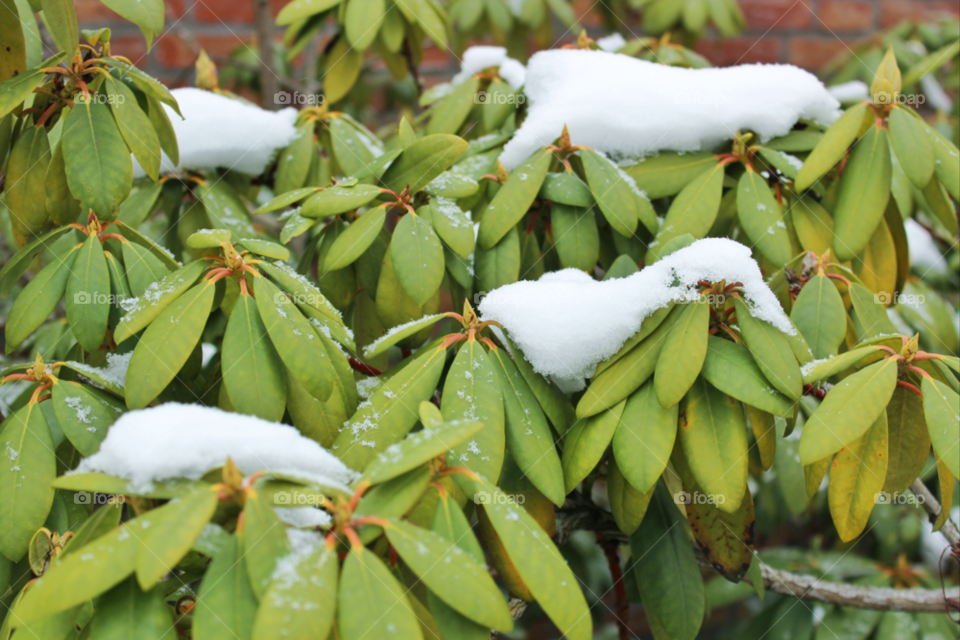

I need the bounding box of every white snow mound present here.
[499,49,841,169]
[133,88,298,178]
[74,403,357,492]
[452,46,526,90]
[479,238,793,383]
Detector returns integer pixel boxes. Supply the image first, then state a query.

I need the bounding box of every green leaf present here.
[259,260,345,336]
[222,292,287,422]
[114,259,206,344]
[197,181,257,238]
[391,212,445,305]
[45,141,82,226]
[363,313,445,359]
[253,187,321,214]
[655,300,709,409]
[927,125,960,200]
[115,221,181,270]
[799,358,898,464]
[888,106,934,189]
[442,340,506,484]
[88,576,175,640]
[15,521,138,624]
[277,0,342,24]
[5,247,78,352]
[301,184,382,218]
[645,163,723,263]
[801,346,881,385]
[65,233,111,353]
[105,75,161,181]
[736,168,792,266]
[673,445,755,582]
[40,0,78,54]
[734,298,803,401]
[504,332,578,435]
[6,123,51,238]
[362,418,483,485]
[125,280,214,409]
[135,488,217,588]
[275,122,314,195]
[144,93,178,165]
[488,348,565,506]
[386,519,512,630]
[50,379,123,456]
[0,226,73,296]
[0,402,55,562]
[475,226,521,292]
[578,304,682,418]
[62,100,132,220]
[679,376,749,512]
[552,204,599,272]
[254,276,335,402]
[329,115,386,178]
[582,149,641,237]
[100,0,164,44]
[630,483,704,640]
[478,149,552,249]
[323,37,362,103]
[478,482,592,640]
[923,377,960,479]
[828,411,888,542]
[427,76,479,135]
[338,547,423,640]
[883,385,929,495]
[702,336,794,417]
[0,67,46,120]
[430,196,475,258]
[252,542,338,640]
[849,281,898,340]
[0,0,26,83]
[323,206,386,271]
[539,171,594,207]
[335,345,446,471]
[186,228,232,249]
[791,273,846,360]
[426,171,479,198]
[795,102,869,192]
[613,380,678,493]
[623,151,718,199]
[562,400,625,493]
[194,534,257,640]
[607,455,654,535]
[833,125,892,261]
[381,133,467,194]
[242,490,291,599]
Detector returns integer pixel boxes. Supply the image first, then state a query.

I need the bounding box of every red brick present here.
[76,0,185,25]
[740,0,812,30]
[109,35,150,65]
[879,0,960,28]
[193,0,288,24]
[787,36,849,70]
[156,32,253,69]
[420,44,452,71]
[819,0,874,32]
[695,36,782,67]
[572,0,605,28]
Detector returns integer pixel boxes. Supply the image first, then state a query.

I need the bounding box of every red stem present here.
[597,535,629,640]
[348,358,382,376]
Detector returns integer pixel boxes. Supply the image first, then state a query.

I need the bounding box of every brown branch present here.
[253,0,280,108]
[911,478,960,546]
[551,497,957,614]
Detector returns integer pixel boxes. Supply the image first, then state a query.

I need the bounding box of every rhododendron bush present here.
[0,1,958,639]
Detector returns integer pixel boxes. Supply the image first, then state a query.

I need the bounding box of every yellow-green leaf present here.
[828,411,888,542]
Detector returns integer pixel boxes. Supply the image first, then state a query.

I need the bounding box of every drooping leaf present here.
[607,455,654,535]
[655,300,709,409]
[702,336,794,417]
[5,248,78,352]
[65,233,111,353]
[194,534,257,640]
[922,377,960,479]
[795,102,869,191]
[562,401,625,493]
[391,212,445,306]
[582,149,641,237]
[381,133,467,194]
[790,272,846,360]
[338,547,423,640]
[736,168,792,266]
[828,412,888,542]
[114,259,206,344]
[50,379,123,456]
[252,542,338,640]
[612,380,678,494]
[645,163,723,263]
[478,149,552,249]
[734,298,803,401]
[62,100,132,219]
[883,385,929,495]
[832,125,892,261]
[105,75,162,181]
[87,576,175,640]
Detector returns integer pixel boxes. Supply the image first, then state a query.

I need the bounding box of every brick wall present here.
[83,0,960,90]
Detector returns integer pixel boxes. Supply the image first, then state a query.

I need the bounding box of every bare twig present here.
[253,0,280,108]
[911,478,960,546]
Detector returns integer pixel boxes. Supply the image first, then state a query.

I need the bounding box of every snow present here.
[132,88,298,178]
[275,506,332,529]
[498,49,841,169]
[921,75,953,112]
[827,80,869,103]
[65,351,132,390]
[479,238,793,383]
[904,218,946,273]
[451,46,526,90]
[72,403,357,493]
[596,33,626,52]
[271,529,325,586]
